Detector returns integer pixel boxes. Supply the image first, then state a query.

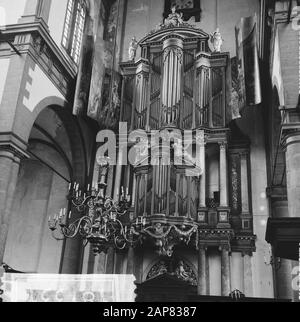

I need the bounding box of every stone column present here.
[126,247,134,275]
[0,149,21,263]
[197,247,207,295]
[242,253,254,297]
[134,248,143,283]
[230,252,243,293]
[284,133,300,218]
[276,259,293,300]
[106,247,115,274]
[198,132,206,208]
[240,152,250,214]
[131,173,137,207]
[219,143,228,207]
[95,253,107,274]
[221,246,231,297]
[113,145,125,202]
[115,252,125,274]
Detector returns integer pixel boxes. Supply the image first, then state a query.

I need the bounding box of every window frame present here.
[61,0,87,64]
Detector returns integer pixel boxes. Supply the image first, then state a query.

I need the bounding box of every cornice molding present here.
[1,21,77,76]
[0,132,30,160]
[0,21,77,97]
[0,144,29,160]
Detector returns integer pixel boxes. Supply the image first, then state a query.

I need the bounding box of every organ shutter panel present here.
[149,53,163,130]
[211,67,225,128]
[182,51,195,129]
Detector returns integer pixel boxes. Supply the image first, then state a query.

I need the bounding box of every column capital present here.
[0,133,30,160]
[219,244,231,252]
[219,142,228,150]
[198,244,208,251]
[239,150,249,158]
[281,129,300,150]
[241,251,253,257]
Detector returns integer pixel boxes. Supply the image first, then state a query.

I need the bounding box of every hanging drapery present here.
[73,0,121,128]
[234,15,262,111]
[87,1,109,121]
[73,16,94,117]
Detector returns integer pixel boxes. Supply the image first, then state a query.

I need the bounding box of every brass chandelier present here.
[48,176,139,255]
[48,160,198,256]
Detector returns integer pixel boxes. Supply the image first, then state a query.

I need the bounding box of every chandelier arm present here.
[122,230,142,244]
[62,217,92,238]
[71,195,95,209]
[106,218,123,236]
[114,236,127,250]
[51,230,65,241]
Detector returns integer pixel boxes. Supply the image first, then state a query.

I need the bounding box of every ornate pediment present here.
[140,26,209,47]
[139,3,206,47]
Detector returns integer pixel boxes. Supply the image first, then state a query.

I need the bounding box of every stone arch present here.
[50,105,89,185]
[4,97,97,274]
[22,96,92,185]
[20,96,67,144]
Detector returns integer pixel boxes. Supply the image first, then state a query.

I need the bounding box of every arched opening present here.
[137,258,197,302]
[3,105,95,273]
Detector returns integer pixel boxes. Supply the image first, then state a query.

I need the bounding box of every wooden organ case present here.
[118,24,256,284]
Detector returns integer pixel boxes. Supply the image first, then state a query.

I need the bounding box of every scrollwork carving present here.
[146,259,197,286]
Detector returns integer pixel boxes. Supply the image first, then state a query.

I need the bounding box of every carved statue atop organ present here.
[118,10,255,265]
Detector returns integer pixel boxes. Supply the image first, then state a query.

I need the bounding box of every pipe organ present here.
[113,23,256,297]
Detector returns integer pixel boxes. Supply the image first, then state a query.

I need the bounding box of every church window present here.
[62,0,86,64]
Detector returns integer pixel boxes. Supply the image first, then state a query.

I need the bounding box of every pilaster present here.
[0,141,28,262]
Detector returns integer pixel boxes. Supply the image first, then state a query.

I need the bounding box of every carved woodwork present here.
[119,24,255,254]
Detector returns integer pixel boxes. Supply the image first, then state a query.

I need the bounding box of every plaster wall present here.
[3,154,68,273]
[0,58,9,106]
[22,63,65,113]
[0,0,26,26]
